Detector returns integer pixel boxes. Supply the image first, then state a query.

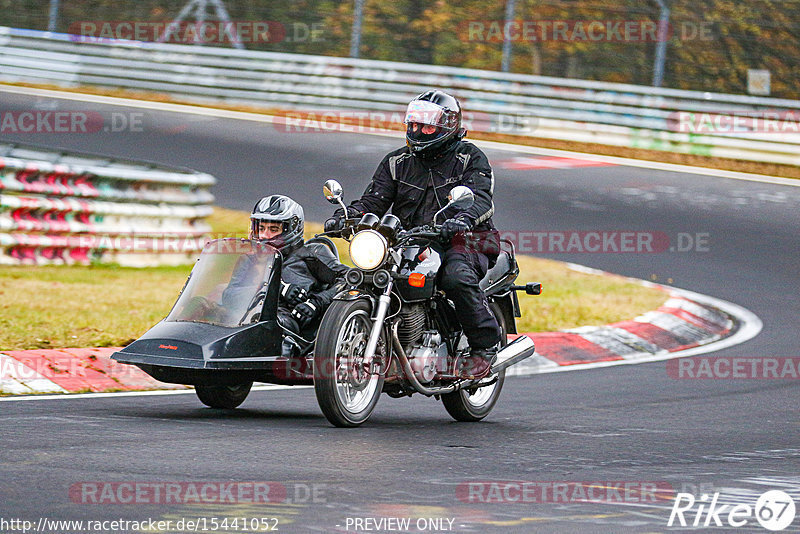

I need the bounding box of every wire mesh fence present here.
[1,0,798,99]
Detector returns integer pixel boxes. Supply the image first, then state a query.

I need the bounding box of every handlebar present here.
[315,218,361,239]
[316,221,444,243]
[398,225,442,243]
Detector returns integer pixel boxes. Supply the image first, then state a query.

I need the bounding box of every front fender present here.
[332,288,377,306]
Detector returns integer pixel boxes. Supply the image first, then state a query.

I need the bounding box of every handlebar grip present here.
[316,230,343,238]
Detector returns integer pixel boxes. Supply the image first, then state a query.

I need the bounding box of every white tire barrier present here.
[0,142,215,266]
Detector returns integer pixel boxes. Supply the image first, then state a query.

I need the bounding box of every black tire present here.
[314,299,384,427]
[442,302,507,422]
[195,382,253,409]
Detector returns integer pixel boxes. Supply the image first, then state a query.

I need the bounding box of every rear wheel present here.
[195,382,253,409]
[314,299,384,427]
[442,302,507,422]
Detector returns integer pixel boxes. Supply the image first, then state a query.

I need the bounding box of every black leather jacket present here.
[344,141,497,232]
[279,240,348,311]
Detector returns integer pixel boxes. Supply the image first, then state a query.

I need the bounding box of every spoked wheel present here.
[314,299,384,427]
[442,302,507,422]
[195,382,253,409]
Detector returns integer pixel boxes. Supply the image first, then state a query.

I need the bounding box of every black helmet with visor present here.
[404,90,466,159]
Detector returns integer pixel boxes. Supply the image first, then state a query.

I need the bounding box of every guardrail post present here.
[653,0,670,87]
[350,0,366,58]
[501,0,517,73]
[47,0,60,32]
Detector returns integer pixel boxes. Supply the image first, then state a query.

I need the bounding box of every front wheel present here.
[442,302,507,422]
[195,382,253,409]
[314,299,385,427]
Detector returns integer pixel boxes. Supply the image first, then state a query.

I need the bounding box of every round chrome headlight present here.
[349,229,388,271]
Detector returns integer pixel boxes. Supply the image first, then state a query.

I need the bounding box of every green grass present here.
[514,255,666,333]
[0,263,191,350]
[0,207,667,350]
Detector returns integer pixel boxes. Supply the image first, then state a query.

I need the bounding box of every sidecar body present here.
[112,238,313,386]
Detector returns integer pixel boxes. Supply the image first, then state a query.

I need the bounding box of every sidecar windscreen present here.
[166,239,277,328]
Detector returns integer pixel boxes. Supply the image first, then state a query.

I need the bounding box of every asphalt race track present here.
[1,89,799,533]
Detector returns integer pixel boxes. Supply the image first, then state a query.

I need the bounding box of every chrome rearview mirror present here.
[323,180,343,203]
[323,179,348,215]
[434,186,475,224]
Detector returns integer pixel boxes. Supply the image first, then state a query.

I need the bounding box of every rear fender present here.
[490,293,518,334]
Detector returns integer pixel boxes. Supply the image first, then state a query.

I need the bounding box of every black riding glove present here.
[325,207,363,232]
[440,216,472,241]
[291,299,320,327]
[280,281,307,307]
[324,216,344,233]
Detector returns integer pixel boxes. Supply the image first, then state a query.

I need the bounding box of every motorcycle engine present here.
[398,303,426,347]
[408,331,447,383]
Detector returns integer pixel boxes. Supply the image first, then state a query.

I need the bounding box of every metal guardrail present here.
[1,25,799,166]
[0,141,215,266]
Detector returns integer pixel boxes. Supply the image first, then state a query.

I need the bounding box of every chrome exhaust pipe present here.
[392,323,461,396]
[490,335,536,374]
[390,325,535,396]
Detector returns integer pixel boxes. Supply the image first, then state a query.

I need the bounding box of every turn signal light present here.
[408,273,426,288]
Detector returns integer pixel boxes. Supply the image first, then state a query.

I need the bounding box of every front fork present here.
[361,278,393,373]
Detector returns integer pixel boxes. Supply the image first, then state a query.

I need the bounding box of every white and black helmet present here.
[251,195,304,250]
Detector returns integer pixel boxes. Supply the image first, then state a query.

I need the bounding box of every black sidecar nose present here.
[112,319,282,369]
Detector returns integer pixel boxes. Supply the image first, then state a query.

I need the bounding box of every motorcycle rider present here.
[247,195,349,355]
[324,90,501,379]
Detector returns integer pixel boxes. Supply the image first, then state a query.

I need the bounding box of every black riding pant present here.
[438,247,501,350]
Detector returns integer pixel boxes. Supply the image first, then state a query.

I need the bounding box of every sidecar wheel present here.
[314,299,384,427]
[195,382,253,409]
[442,302,507,422]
